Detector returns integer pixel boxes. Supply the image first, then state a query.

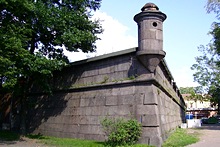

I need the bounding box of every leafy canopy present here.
[191,0,220,106]
[0,0,102,91]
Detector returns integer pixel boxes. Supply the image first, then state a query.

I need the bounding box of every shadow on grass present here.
[0,130,20,141]
[26,133,48,140]
[26,134,149,147]
[0,130,21,146]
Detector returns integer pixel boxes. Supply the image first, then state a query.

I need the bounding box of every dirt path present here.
[0,137,48,147]
[187,124,220,147]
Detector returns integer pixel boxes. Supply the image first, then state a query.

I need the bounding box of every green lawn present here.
[0,128,199,147]
[162,128,199,147]
[27,134,151,147]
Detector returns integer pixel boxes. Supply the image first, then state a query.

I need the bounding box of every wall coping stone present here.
[70,47,137,66]
[70,47,174,81]
[29,76,185,109]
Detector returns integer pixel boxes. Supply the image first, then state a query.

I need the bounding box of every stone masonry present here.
[28,3,186,147]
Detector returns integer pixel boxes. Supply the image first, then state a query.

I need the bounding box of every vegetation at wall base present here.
[0,130,20,141]
[101,117,142,146]
[162,128,199,147]
[27,134,151,147]
[0,130,151,147]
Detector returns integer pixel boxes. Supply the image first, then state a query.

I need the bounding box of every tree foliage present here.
[180,87,205,102]
[0,0,102,133]
[206,0,220,15]
[180,87,196,94]
[191,0,220,109]
[0,0,102,91]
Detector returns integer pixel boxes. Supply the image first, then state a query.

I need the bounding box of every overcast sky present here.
[66,0,217,88]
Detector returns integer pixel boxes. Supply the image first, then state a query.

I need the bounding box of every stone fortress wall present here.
[28,3,186,147]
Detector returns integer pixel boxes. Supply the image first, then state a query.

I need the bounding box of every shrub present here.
[208,117,218,124]
[101,117,142,146]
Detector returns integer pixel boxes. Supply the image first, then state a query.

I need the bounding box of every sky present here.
[66,0,217,88]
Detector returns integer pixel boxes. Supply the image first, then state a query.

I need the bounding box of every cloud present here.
[64,11,197,88]
[65,11,137,62]
[172,66,199,88]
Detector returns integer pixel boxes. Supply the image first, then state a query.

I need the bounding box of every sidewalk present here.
[187,124,220,147]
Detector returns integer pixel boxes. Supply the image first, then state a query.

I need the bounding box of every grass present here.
[26,134,151,147]
[162,128,199,147]
[0,130,20,141]
[0,128,199,147]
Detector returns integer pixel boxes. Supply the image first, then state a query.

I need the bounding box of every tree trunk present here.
[218,95,220,115]
[20,90,27,135]
[19,77,32,135]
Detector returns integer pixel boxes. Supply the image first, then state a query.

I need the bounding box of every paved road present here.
[187,124,220,147]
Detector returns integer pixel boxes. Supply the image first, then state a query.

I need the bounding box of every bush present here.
[208,117,218,124]
[101,117,142,146]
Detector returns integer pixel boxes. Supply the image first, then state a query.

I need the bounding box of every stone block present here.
[142,114,159,126]
[156,29,163,40]
[106,96,118,106]
[118,95,135,105]
[75,107,84,115]
[67,99,80,108]
[83,69,99,77]
[134,93,145,105]
[90,106,108,116]
[79,116,100,125]
[143,86,158,105]
[62,115,72,124]
[94,74,109,83]
[62,124,80,133]
[141,127,160,137]
[110,71,127,81]
[121,86,136,95]
[163,115,168,125]
[139,39,162,51]
[137,105,158,115]
[141,29,156,40]
[67,115,80,124]
[80,98,90,107]
[149,136,163,147]
[77,133,85,140]
[115,63,130,72]
[108,105,134,116]
[79,125,102,135]
[98,66,111,74]
[91,96,106,106]
[138,137,150,144]
[68,108,78,116]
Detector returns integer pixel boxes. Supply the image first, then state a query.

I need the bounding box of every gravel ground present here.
[187,124,220,147]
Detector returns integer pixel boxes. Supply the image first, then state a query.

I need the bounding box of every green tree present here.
[180,86,203,95]
[180,87,204,107]
[0,0,102,134]
[180,87,195,94]
[191,0,220,113]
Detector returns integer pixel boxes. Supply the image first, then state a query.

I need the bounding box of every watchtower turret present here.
[134,3,167,73]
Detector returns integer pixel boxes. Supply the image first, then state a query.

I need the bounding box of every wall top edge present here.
[70,47,137,66]
[161,59,174,81]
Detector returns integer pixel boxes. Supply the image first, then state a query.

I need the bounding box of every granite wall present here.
[28,48,185,147]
